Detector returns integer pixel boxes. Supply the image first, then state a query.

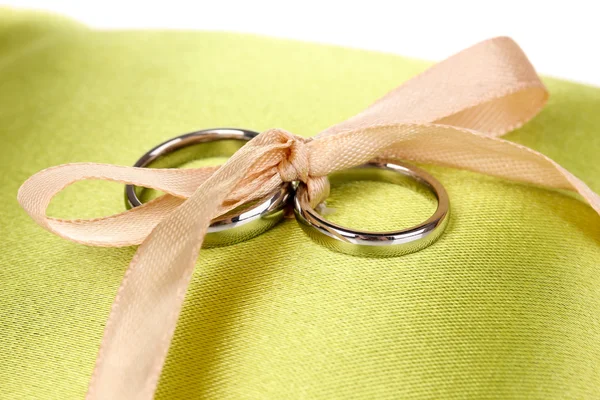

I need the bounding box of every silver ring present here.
[293,161,450,257]
[126,128,292,247]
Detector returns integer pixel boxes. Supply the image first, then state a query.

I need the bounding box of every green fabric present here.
[1,9,599,400]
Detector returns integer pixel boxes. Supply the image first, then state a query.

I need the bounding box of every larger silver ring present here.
[126,128,292,247]
[293,161,450,257]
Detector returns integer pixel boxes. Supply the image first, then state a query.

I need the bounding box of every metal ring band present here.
[125,128,292,247]
[293,161,450,257]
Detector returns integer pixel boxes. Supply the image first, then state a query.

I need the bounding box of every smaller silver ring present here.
[293,161,450,257]
[126,128,291,247]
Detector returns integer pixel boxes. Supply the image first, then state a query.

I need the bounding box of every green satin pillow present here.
[1,9,599,399]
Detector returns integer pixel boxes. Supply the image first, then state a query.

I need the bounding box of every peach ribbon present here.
[17,37,600,399]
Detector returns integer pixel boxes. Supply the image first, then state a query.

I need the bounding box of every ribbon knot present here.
[255,128,330,207]
[15,37,600,400]
[274,129,311,183]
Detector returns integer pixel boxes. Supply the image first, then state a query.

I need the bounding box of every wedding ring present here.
[293,161,449,257]
[126,128,292,247]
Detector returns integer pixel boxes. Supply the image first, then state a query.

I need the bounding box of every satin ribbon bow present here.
[17,37,600,399]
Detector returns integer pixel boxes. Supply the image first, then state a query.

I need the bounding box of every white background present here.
[4,0,600,86]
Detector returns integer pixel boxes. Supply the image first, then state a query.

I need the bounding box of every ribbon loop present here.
[17,163,217,246]
[319,37,547,138]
